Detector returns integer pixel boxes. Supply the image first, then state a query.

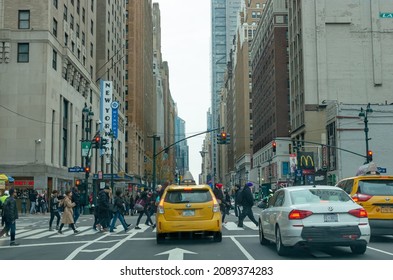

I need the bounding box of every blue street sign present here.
[111,101,119,139]
[295,169,303,177]
[68,166,84,172]
[377,167,387,173]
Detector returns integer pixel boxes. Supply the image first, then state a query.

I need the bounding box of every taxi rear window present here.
[165,190,212,203]
[358,180,393,195]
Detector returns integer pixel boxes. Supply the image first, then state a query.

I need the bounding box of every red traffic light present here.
[272,141,277,152]
[75,179,81,186]
[220,132,227,140]
[94,136,100,143]
[84,166,91,173]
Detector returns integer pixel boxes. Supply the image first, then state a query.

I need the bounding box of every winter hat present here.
[9,188,15,196]
[4,190,9,196]
[246,182,253,187]
[215,183,223,189]
[104,185,110,190]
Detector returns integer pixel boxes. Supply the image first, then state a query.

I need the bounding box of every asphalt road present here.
[1,209,393,260]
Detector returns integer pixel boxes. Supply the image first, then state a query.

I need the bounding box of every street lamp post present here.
[359,103,373,163]
[82,103,94,214]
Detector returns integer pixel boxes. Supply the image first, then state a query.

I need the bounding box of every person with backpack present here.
[237,182,259,228]
[134,191,154,229]
[0,188,19,246]
[49,190,61,231]
[109,189,131,232]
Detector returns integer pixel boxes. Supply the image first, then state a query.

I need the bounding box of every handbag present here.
[134,203,144,211]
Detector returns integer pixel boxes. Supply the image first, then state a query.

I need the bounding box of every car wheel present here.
[275,226,289,256]
[213,231,222,242]
[350,244,367,255]
[156,233,165,244]
[259,221,269,245]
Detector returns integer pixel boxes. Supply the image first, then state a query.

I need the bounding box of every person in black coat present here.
[0,188,20,246]
[237,182,258,228]
[95,186,112,232]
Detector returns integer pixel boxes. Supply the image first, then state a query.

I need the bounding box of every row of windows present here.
[53,0,93,13]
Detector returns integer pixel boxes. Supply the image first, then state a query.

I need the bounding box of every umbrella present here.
[0,174,9,181]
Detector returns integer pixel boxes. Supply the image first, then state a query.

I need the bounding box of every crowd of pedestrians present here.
[0,180,265,247]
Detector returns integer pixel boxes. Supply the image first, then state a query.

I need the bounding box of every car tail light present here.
[212,196,220,212]
[157,200,165,214]
[348,208,368,218]
[352,193,373,202]
[288,209,313,220]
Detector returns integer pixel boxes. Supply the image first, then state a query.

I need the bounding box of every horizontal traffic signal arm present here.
[274,138,367,160]
[154,128,221,158]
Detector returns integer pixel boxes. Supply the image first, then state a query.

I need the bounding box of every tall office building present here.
[0,0,127,196]
[210,0,241,184]
[125,0,154,178]
[0,0,101,194]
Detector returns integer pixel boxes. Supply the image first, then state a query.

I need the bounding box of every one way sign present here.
[377,167,387,173]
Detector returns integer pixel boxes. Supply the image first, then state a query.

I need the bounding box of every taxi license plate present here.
[324,213,338,222]
[381,206,393,213]
[182,210,195,216]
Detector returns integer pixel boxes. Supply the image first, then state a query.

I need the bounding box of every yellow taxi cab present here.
[336,163,393,236]
[155,174,222,244]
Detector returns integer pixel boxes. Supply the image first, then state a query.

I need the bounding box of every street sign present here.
[81,141,92,157]
[68,166,84,172]
[377,167,387,173]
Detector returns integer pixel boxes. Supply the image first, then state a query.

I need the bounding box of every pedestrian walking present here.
[57,190,79,234]
[234,184,242,217]
[0,188,20,246]
[49,190,61,231]
[29,191,37,214]
[134,191,154,229]
[109,190,131,232]
[72,186,81,224]
[95,185,112,232]
[213,183,226,222]
[237,182,258,228]
[20,191,28,215]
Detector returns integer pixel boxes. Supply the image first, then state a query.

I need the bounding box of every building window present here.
[91,0,94,12]
[90,42,93,58]
[63,5,67,21]
[64,32,68,46]
[53,0,58,9]
[70,15,74,30]
[71,41,75,52]
[90,20,94,35]
[18,10,30,29]
[76,24,80,38]
[17,43,29,63]
[82,32,85,46]
[53,18,58,37]
[77,0,80,14]
[52,49,57,70]
[82,8,85,23]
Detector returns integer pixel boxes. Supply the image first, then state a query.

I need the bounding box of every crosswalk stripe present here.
[25,229,61,239]
[50,226,90,238]
[243,221,258,230]
[224,222,244,230]
[17,229,48,238]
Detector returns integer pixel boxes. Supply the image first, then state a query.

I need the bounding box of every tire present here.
[259,221,269,245]
[350,244,367,255]
[213,231,222,242]
[275,226,289,256]
[156,233,165,244]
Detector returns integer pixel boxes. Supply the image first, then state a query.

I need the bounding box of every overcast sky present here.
[154,0,211,179]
